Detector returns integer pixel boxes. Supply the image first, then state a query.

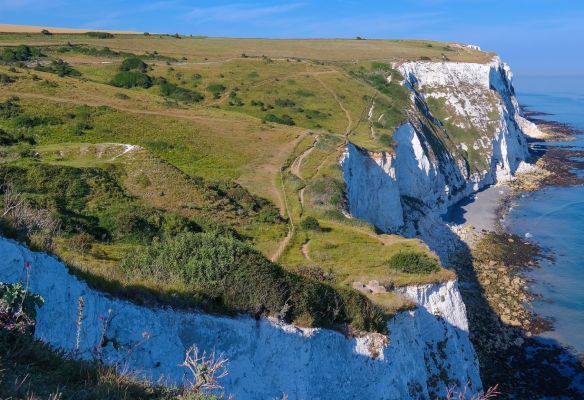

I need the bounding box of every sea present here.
[505,75,584,355]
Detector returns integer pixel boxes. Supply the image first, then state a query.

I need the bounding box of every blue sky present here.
[2,0,584,75]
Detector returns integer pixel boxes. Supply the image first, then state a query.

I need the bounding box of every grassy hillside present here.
[0,32,467,333]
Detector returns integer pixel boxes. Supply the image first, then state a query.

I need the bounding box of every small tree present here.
[120,56,147,72]
[180,345,229,395]
[300,216,320,231]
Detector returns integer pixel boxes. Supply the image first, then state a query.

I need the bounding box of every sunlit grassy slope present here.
[0,31,471,317]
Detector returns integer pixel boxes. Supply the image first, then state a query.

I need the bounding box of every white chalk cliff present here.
[0,238,480,399]
[341,57,533,232]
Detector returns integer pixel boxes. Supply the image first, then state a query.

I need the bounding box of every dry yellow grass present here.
[0,24,141,34]
[0,31,493,63]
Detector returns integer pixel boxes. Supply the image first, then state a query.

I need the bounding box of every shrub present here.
[305,177,344,210]
[68,232,95,253]
[385,251,440,274]
[275,98,296,107]
[85,31,115,39]
[35,59,80,77]
[0,73,15,84]
[256,205,281,223]
[1,45,43,63]
[159,82,204,103]
[0,283,43,335]
[300,216,320,231]
[120,56,147,72]
[263,113,295,126]
[0,96,22,118]
[0,128,36,146]
[120,232,387,333]
[13,114,62,128]
[111,71,152,88]
[206,83,226,98]
[371,62,391,71]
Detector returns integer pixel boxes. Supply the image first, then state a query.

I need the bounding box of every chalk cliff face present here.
[0,237,481,399]
[341,57,532,233]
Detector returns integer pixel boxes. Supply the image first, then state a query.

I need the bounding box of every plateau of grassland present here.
[0,30,465,333]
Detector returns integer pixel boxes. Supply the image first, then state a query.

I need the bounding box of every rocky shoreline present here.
[449,115,584,398]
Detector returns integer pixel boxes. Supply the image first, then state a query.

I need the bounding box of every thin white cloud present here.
[186,2,304,22]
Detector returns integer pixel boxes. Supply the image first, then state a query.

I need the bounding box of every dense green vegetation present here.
[0,127,36,145]
[120,56,148,72]
[35,59,80,77]
[0,162,179,244]
[121,231,387,332]
[159,82,204,103]
[300,216,321,231]
[385,251,440,274]
[56,44,177,62]
[1,45,43,63]
[86,31,115,39]
[111,70,152,88]
[263,113,295,126]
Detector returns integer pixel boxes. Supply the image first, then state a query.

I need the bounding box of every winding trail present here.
[301,240,312,261]
[313,73,353,136]
[270,168,295,262]
[298,187,306,209]
[270,134,316,262]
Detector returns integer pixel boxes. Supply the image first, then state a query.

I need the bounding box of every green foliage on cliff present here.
[121,231,388,333]
[386,251,440,274]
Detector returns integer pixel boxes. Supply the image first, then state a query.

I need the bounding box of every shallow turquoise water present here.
[506,76,584,354]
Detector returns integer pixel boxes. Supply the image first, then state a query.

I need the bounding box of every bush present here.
[111,71,152,88]
[263,113,295,126]
[1,45,43,63]
[0,128,36,146]
[305,177,344,210]
[35,59,80,77]
[300,216,320,231]
[85,31,115,39]
[0,283,43,335]
[13,114,62,128]
[120,232,387,333]
[159,82,204,103]
[275,98,296,107]
[0,73,15,84]
[206,83,226,98]
[385,251,439,274]
[0,96,22,118]
[120,56,147,72]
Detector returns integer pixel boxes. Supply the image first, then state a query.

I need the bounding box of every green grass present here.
[121,231,387,332]
[0,33,494,63]
[0,33,466,333]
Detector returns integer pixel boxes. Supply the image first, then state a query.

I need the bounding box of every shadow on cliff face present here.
[405,204,584,399]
